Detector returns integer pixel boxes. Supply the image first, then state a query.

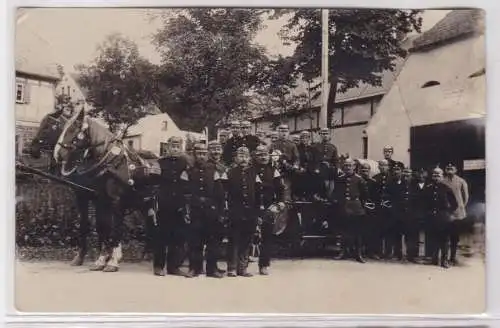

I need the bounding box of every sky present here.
[16,8,451,73]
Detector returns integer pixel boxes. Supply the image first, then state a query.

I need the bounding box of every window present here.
[160,142,168,157]
[127,140,134,149]
[16,83,25,103]
[422,81,440,88]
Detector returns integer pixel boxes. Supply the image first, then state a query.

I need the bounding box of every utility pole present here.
[319,9,329,129]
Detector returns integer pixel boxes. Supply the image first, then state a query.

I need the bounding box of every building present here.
[15,19,61,156]
[366,9,485,204]
[56,72,87,110]
[124,112,204,157]
[250,41,411,158]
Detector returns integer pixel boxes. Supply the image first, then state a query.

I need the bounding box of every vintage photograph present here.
[14,7,485,313]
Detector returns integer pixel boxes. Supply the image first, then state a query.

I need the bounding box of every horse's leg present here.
[103,180,126,273]
[70,191,90,266]
[89,199,112,271]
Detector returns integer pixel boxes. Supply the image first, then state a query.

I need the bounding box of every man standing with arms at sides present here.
[154,136,190,277]
[240,120,260,153]
[413,169,431,260]
[383,145,404,174]
[254,145,285,275]
[359,162,379,260]
[207,140,229,275]
[270,124,300,202]
[224,146,259,277]
[222,120,242,165]
[443,163,470,266]
[425,167,458,268]
[312,128,339,199]
[181,143,225,278]
[332,158,369,263]
[372,159,394,259]
[387,163,405,261]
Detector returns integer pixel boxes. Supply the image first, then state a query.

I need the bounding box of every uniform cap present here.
[393,162,404,170]
[208,140,221,149]
[445,163,457,169]
[218,129,229,136]
[300,130,310,137]
[236,146,250,155]
[269,131,279,137]
[383,145,394,151]
[277,124,289,130]
[240,120,251,127]
[255,145,268,155]
[291,135,300,141]
[343,158,355,165]
[168,136,183,145]
[433,167,444,175]
[403,167,413,174]
[319,127,329,133]
[193,142,208,152]
[360,162,371,169]
[230,120,240,127]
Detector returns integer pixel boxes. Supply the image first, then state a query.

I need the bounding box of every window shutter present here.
[23,80,31,104]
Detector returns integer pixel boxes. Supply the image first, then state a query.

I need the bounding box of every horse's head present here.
[28,111,68,159]
[54,108,92,176]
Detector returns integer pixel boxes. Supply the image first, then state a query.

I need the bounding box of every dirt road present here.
[15,258,484,314]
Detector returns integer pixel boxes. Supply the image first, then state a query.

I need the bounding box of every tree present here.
[75,33,159,133]
[151,9,269,138]
[269,9,423,126]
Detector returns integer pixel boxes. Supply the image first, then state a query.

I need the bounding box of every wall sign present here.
[463,159,486,171]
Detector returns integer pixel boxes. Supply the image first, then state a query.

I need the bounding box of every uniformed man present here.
[154,136,190,277]
[218,129,230,147]
[383,145,405,174]
[254,145,285,275]
[181,143,225,278]
[359,162,379,259]
[332,158,369,263]
[312,128,339,199]
[255,129,266,141]
[443,163,470,266]
[372,159,394,258]
[390,165,416,261]
[207,140,229,274]
[222,120,243,165]
[224,146,259,277]
[269,124,300,202]
[413,169,433,259]
[240,120,260,153]
[425,167,459,268]
[295,130,315,200]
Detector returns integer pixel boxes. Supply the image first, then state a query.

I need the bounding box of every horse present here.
[26,107,158,271]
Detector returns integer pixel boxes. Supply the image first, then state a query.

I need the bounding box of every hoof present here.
[70,256,84,266]
[103,265,119,272]
[89,264,105,271]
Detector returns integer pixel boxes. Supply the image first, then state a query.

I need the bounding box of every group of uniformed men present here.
[151,120,470,278]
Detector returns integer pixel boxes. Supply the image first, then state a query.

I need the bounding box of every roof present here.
[15,20,60,81]
[411,9,485,52]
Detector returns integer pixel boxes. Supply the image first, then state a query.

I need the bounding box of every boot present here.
[227,270,237,277]
[153,268,165,276]
[237,269,253,277]
[259,266,270,275]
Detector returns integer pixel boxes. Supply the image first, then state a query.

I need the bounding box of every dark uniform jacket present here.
[182,161,225,211]
[391,178,413,216]
[311,142,339,179]
[372,172,394,206]
[157,155,189,211]
[332,173,368,216]
[297,143,315,171]
[240,135,261,153]
[270,139,300,168]
[222,136,243,165]
[412,180,428,220]
[225,165,259,215]
[361,175,378,213]
[254,163,285,209]
[424,181,459,221]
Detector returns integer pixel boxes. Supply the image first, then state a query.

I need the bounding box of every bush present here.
[16,176,148,261]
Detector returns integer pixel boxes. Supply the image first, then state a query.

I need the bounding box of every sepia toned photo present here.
[14,7,485,313]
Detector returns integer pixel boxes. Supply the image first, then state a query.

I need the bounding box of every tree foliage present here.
[268,9,423,125]
[75,33,159,132]
[151,9,269,136]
